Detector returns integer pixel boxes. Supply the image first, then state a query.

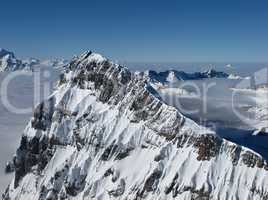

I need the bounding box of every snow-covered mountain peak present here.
[78,51,107,64]
[3,51,268,200]
[66,51,132,88]
[0,48,15,58]
[166,70,180,82]
[201,68,229,78]
[0,48,26,72]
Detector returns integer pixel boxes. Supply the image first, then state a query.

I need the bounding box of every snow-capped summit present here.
[166,71,180,83]
[226,64,233,68]
[0,48,15,58]
[200,68,229,78]
[0,48,26,72]
[79,51,107,64]
[228,73,244,80]
[3,51,268,200]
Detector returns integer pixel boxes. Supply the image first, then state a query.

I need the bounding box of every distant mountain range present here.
[0,48,68,72]
[144,69,242,85]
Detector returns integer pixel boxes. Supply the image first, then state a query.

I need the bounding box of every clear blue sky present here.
[0,0,267,62]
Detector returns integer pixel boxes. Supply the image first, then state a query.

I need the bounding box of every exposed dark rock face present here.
[176,134,222,161]
[58,73,67,86]
[13,135,55,188]
[230,145,242,165]
[164,173,179,195]
[5,161,15,174]
[115,146,134,160]
[31,97,55,131]
[165,173,211,199]
[194,135,222,161]
[242,151,266,168]
[143,170,162,193]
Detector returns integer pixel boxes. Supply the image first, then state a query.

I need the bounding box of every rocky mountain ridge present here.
[3,51,268,200]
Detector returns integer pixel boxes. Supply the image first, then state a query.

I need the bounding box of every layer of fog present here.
[0,67,61,192]
[158,78,268,159]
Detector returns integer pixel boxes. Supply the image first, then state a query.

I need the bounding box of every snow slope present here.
[3,51,268,200]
